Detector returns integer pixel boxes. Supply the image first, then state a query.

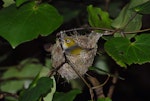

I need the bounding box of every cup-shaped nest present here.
[51,31,101,80]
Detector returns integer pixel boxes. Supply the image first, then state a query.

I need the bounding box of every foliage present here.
[105,34,150,67]
[19,77,53,101]
[53,89,81,101]
[0,0,150,101]
[87,5,112,29]
[132,0,150,14]
[97,97,112,101]
[16,0,29,7]
[87,0,150,67]
[0,1,63,47]
[1,59,42,92]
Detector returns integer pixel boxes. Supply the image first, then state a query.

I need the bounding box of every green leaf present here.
[19,77,53,101]
[128,0,149,9]
[111,0,145,39]
[93,56,109,75]
[1,59,42,93]
[0,2,63,48]
[2,0,15,7]
[43,77,56,101]
[5,96,18,101]
[1,81,25,94]
[132,1,150,14]
[53,89,81,101]
[112,0,149,30]
[44,58,52,69]
[105,34,150,67]
[97,97,112,101]
[2,59,42,79]
[16,0,29,7]
[87,5,112,29]
[111,4,142,32]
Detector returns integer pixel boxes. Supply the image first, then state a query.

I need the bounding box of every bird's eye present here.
[66,39,71,43]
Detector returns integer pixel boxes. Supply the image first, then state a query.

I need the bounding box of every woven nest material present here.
[51,31,102,80]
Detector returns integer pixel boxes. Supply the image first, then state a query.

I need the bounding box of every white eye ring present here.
[66,39,71,43]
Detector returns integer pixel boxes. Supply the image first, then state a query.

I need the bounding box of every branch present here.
[58,27,150,36]
[124,28,150,34]
[87,75,105,98]
[107,71,119,98]
[0,91,18,99]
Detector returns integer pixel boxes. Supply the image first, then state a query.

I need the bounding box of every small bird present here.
[62,37,84,55]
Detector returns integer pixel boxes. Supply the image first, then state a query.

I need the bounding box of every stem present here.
[94,67,125,80]
[0,91,18,99]
[87,74,105,98]
[107,71,118,98]
[105,0,110,11]
[124,28,150,34]
[59,27,150,36]
[91,75,110,89]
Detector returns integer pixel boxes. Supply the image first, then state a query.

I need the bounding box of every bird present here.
[61,37,85,55]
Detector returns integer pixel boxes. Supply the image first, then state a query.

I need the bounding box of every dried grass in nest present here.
[51,31,101,80]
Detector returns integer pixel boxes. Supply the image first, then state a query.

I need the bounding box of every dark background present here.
[0,0,150,101]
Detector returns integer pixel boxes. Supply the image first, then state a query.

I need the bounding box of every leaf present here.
[87,5,112,29]
[105,34,150,67]
[127,0,149,9]
[44,58,52,69]
[43,77,56,101]
[1,59,43,93]
[111,4,142,32]
[2,59,42,79]
[93,56,109,75]
[97,97,112,101]
[2,0,15,7]
[53,89,81,101]
[5,97,18,101]
[1,81,25,93]
[19,77,53,101]
[111,0,145,39]
[25,60,55,101]
[132,1,150,14]
[0,2,63,48]
[16,0,29,7]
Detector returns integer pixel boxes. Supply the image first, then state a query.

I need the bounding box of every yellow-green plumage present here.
[62,37,84,55]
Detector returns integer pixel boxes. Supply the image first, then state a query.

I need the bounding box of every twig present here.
[105,0,110,11]
[59,27,150,36]
[91,74,110,90]
[124,28,150,34]
[87,74,105,98]
[0,91,18,99]
[107,71,118,98]
[48,62,65,77]
[94,67,125,80]
[66,59,95,101]
[60,27,114,33]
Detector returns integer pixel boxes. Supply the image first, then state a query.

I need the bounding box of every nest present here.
[51,31,102,80]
